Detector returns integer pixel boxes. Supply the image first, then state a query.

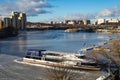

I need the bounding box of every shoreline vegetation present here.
[0,27,18,38]
[86,38,120,80]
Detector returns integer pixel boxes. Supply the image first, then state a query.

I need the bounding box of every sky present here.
[0,0,120,22]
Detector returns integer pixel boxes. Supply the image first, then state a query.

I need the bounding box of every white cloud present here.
[99,5,120,17]
[49,13,96,22]
[1,0,120,22]
[99,9,112,17]
[50,5,120,22]
[0,0,52,16]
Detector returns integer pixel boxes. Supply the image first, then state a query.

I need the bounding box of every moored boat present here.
[15,49,100,71]
[25,49,88,62]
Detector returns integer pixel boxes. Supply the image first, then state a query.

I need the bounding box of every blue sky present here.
[0,0,120,22]
[49,0,119,14]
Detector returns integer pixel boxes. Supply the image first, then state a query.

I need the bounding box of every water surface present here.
[0,30,119,54]
[0,30,119,80]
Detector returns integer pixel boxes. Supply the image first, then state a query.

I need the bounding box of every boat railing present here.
[44,50,68,54]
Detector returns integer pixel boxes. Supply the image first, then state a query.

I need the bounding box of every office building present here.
[68,21,76,25]
[97,19,105,24]
[107,19,119,23]
[82,20,90,25]
[66,20,76,25]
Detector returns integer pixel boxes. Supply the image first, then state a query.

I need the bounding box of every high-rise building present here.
[18,17,22,29]
[0,11,26,31]
[9,12,26,30]
[4,17,11,27]
[19,13,26,30]
[9,15,13,27]
[10,12,19,28]
[0,20,4,29]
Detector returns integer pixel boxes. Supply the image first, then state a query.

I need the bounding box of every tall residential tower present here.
[9,12,27,30]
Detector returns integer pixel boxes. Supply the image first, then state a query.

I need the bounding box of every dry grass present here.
[43,65,79,80]
[94,38,120,79]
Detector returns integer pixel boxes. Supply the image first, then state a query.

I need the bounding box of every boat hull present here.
[21,58,100,71]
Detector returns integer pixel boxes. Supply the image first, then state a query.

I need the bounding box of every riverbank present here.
[0,27,18,38]
[85,36,120,80]
[95,29,120,34]
[27,26,120,34]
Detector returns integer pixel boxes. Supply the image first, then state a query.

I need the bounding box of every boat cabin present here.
[25,49,46,59]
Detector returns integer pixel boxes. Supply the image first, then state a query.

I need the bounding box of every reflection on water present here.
[0,30,119,54]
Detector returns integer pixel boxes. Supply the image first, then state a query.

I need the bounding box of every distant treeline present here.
[0,27,18,38]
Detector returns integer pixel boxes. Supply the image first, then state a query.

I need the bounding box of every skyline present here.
[0,0,120,22]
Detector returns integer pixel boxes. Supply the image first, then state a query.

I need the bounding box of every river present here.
[0,30,119,80]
